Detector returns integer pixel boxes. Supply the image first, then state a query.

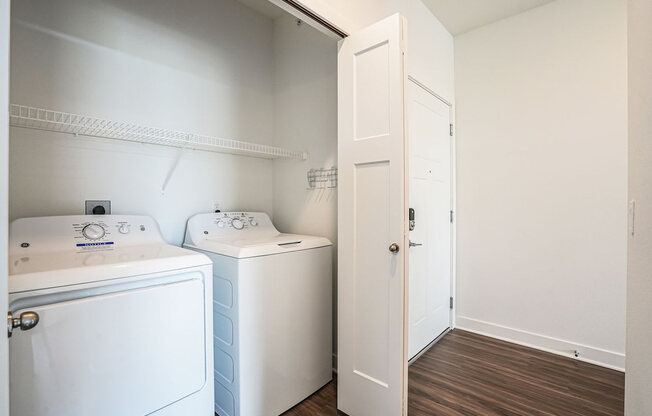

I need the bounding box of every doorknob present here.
[389,243,400,253]
[409,241,423,247]
[7,311,40,338]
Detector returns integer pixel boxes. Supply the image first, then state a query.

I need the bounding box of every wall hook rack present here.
[307,167,337,190]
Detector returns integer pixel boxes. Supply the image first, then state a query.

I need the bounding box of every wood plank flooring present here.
[282,329,624,416]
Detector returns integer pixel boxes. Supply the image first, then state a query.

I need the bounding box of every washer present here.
[8,215,214,416]
[184,212,332,416]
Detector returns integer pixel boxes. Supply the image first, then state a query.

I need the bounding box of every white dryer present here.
[7,215,214,416]
[183,212,332,416]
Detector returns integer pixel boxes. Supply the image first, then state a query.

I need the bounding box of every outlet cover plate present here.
[85,200,111,215]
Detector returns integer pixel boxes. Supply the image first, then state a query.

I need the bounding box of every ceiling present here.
[236,0,285,19]
[422,0,557,35]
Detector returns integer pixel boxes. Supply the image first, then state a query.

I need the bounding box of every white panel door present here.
[338,13,408,416]
[407,80,452,360]
[1,1,10,414]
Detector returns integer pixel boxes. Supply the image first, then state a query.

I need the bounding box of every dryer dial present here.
[82,223,106,240]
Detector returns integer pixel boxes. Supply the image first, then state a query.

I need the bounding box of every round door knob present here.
[8,311,40,337]
[82,224,105,240]
[232,219,244,230]
[389,243,400,253]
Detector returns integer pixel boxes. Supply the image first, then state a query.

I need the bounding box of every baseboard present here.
[456,316,625,372]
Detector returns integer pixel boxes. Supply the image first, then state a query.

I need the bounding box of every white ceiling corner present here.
[236,0,285,19]
[421,0,558,35]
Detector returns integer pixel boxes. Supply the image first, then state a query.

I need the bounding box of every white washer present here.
[8,215,214,416]
[183,212,332,416]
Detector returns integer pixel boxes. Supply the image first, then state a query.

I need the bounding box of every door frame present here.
[407,75,457,333]
[1,0,10,415]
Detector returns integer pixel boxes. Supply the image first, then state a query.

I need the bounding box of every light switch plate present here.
[85,200,111,215]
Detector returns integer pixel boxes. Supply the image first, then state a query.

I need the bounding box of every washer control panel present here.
[9,215,164,255]
[185,212,277,246]
[214,212,260,231]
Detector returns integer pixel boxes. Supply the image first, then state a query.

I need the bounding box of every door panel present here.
[353,161,391,384]
[338,14,407,416]
[10,277,206,416]
[408,79,452,360]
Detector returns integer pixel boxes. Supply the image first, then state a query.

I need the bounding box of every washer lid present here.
[184,212,331,258]
[185,233,331,259]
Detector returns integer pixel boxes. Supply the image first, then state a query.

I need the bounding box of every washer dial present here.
[231,218,244,230]
[82,223,106,240]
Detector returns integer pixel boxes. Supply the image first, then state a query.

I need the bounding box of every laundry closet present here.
[9,0,338,247]
[8,0,339,414]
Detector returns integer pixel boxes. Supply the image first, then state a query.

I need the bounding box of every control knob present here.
[232,218,244,230]
[82,223,106,240]
[118,224,130,234]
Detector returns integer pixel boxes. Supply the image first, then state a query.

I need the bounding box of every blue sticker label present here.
[76,242,115,247]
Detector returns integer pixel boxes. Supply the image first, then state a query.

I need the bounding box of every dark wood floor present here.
[283,329,624,416]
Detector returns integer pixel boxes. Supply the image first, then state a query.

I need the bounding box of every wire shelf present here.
[9,104,308,160]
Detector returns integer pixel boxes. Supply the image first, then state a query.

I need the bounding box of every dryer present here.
[184,212,332,416]
[8,215,214,416]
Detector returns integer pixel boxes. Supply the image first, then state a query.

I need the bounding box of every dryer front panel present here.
[9,273,206,416]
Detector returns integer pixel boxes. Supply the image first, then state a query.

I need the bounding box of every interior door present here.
[337,13,408,416]
[1,0,10,414]
[407,79,452,360]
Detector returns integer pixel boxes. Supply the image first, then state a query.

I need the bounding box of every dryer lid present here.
[8,215,211,294]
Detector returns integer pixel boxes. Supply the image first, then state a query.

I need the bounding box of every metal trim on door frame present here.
[268,0,348,39]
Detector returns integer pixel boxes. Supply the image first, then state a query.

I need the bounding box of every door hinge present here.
[449,124,454,136]
[450,210,454,223]
[450,297,454,309]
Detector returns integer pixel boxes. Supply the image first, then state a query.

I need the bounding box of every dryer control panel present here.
[9,215,165,255]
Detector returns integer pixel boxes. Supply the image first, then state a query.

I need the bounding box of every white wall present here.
[271,14,338,353]
[9,0,277,245]
[0,0,9,413]
[402,0,454,103]
[454,0,628,369]
[625,0,652,412]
